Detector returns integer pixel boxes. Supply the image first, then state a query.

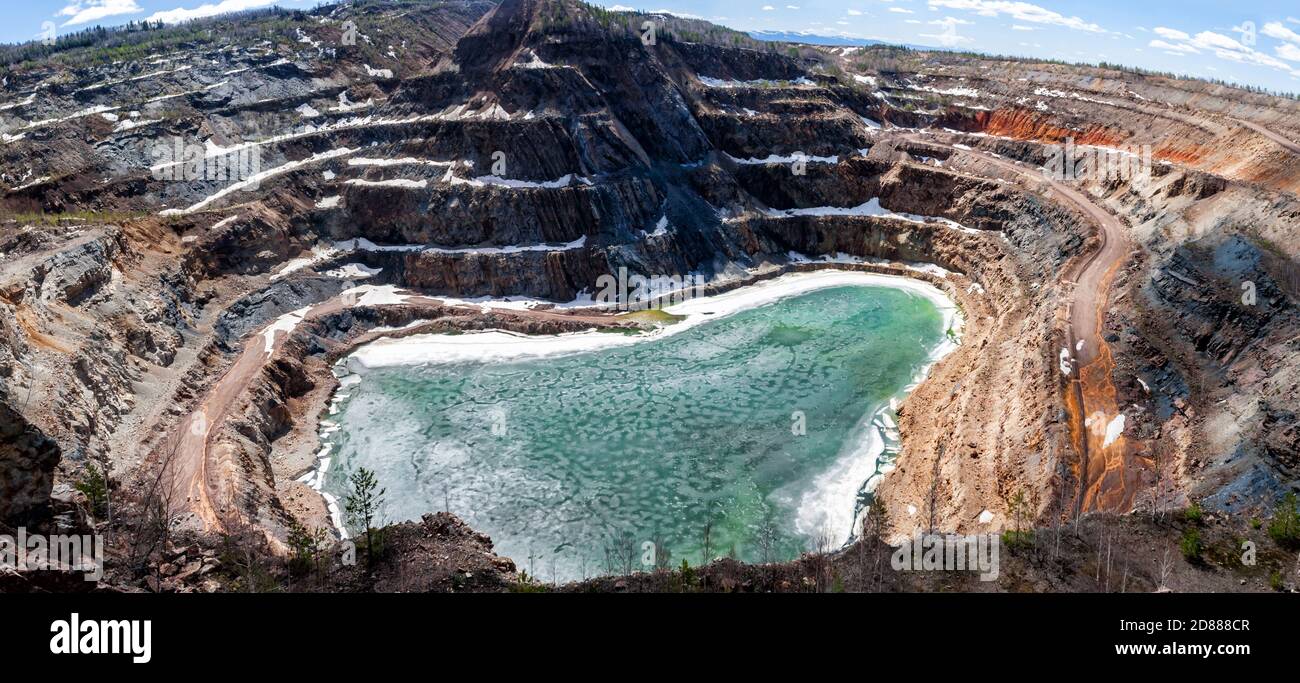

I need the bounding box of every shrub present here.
[75,463,109,520]
[511,571,548,593]
[1001,529,1033,550]
[677,559,696,589]
[1267,492,1300,548]
[1179,527,1202,562]
[1183,501,1202,524]
[286,520,326,576]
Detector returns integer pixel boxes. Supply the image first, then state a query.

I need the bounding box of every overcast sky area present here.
[13,1,1300,94]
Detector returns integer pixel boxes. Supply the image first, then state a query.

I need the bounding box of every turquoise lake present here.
[323,284,948,581]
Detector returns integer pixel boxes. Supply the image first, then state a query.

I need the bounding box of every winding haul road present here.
[907,131,1139,512]
[931,117,1300,513]
[1234,118,1300,156]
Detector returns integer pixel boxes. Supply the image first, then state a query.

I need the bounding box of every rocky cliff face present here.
[0,0,1296,587]
[0,400,60,525]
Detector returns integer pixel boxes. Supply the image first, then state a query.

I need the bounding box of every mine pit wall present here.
[958,126,1300,515]
[939,102,1300,195]
[1107,176,1299,514]
[0,229,144,510]
[697,110,873,160]
[336,176,664,246]
[0,216,259,533]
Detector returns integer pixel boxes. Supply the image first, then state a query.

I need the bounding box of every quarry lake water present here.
[319,272,956,581]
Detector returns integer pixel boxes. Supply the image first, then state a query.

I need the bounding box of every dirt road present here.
[908,131,1140,512]
[1234,118,1300,156]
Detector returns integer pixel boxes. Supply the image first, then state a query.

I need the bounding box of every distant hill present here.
[747,29,942,51]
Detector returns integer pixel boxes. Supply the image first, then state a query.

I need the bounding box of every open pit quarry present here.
[0,0,1297,593]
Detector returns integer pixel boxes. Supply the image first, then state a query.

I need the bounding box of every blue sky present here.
[13,1,1300,93]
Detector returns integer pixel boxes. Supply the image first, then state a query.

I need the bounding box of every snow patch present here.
[1102,414,1126,448]
[349,157,454,168]
[323,263,382,279]
[699,75,816,88]
[343,284,410,307]
[442,168,587,189]
[261,306,312,355]
[160,147,356,215]
[0,94,35,111]
[726,152,838,165]
[330,92,373,113]
[759,197,980,234]
[344,178,428,189]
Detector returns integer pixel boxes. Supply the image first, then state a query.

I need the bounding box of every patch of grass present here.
[1183,501,1203,524]
[510,571,548,593]
[1245,231,1288,261]
[615,308,686,326]
[1000,529,1034,550]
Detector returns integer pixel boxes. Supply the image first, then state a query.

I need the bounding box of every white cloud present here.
[59,0,142,26]
[608,4,635,10]
[1194,30,1247,52]
[651,9,704,19]
[1278,43,1300,62]
[146,0,278,24]
[1149,39,1197,54]
[926,0,1106,33]
[920,16,974,46]
[1152,26,1300,76]
[762,4,775,10]
[1153,27,1190,41]
[889,8,914,14]
[785,4,800,8]
[847,9,863,15]
[1262,22,1300,45]
[1010,24,1035,31]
